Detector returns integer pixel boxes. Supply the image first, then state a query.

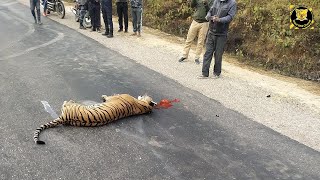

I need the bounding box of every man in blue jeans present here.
[130,0,142,37]
[199,0,237,79]
[30,0,42,24]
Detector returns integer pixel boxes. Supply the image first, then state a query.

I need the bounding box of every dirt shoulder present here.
[19,0,320,152]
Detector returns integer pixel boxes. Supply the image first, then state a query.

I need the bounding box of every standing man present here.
[101,0,113,37]
[130,0,142,37]
[178,0,213,64]
[78,0,88,29]
[116,0,128,33]
[88,0,101,32]
[199,0,237,78]
[30,0,42,24]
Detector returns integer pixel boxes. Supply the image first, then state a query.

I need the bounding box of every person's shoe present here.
[90,28,96,32]
[107,31,113,38]
[43,12,47,16]
[38,21,42,25]
[124,29,128,33]
[80,25,86,29]
[97,28,101,33]
[118,29,123,32]
[197,75,209,79]
[102,31,109,36]
[213,74,220,79]
[195,58,200,64]
[178,57,186,62]
[137,32,141,37]
[130,32,137,36]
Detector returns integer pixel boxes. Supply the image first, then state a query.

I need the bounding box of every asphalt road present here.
[0,1,320,179]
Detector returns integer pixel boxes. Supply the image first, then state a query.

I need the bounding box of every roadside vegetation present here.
[65,0,320,82]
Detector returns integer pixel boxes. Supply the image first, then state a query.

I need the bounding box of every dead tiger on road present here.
[34,94,157,144]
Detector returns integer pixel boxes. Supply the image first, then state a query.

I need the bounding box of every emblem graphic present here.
[290,6,314,29]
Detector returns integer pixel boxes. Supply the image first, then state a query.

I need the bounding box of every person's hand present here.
[212,15,220,22]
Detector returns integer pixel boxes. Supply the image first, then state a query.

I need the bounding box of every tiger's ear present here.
[149,101,157,107]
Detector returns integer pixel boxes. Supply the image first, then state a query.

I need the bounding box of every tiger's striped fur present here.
[34,94,157,144]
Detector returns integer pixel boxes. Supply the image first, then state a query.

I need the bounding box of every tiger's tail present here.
[34,118,64,145]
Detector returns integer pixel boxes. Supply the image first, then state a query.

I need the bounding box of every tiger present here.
[296,9,308,21]
[34,94,157,145]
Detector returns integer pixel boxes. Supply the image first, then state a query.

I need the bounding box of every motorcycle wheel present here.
[56,1,65,19]
[83,11,92,28]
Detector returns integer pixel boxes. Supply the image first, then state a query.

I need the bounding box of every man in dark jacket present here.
[199,0,237,78]
[178,0,213,64]
[116,0,128,32]
[101,0,113,37]
[88,0,101,32]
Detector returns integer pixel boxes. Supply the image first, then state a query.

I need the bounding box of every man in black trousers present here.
[101,0,113,37]
[199,0,237,79]
[116,0,128,32]
[88,0,101,32]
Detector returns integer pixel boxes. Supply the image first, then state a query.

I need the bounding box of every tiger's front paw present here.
[101,95,108,102]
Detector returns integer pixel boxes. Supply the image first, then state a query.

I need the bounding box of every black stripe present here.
[97,107,113,123]
[102,104,117,121]
[110,104,121,120]
[93,108,105,123]
[118,97,135,115]
[86,109,95,123]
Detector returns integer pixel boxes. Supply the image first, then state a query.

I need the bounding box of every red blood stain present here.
[154,99,180,109]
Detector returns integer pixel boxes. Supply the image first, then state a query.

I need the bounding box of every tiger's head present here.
[138,95,157,107]
[296,9,308,21]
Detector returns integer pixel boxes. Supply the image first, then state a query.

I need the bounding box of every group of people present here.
[73,0,143,38]
[179,0,237,79]
[29,0,237,78]
[29,0,143,38]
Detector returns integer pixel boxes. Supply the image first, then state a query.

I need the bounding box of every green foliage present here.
[141,0,193,36]
[226,0,320,81]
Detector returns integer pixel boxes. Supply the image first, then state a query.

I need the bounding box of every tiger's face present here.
[296,9,308,21]
[138,95,157,107]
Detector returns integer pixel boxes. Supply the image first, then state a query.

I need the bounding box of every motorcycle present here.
[72,0,92,28]
[42,0,65,19]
